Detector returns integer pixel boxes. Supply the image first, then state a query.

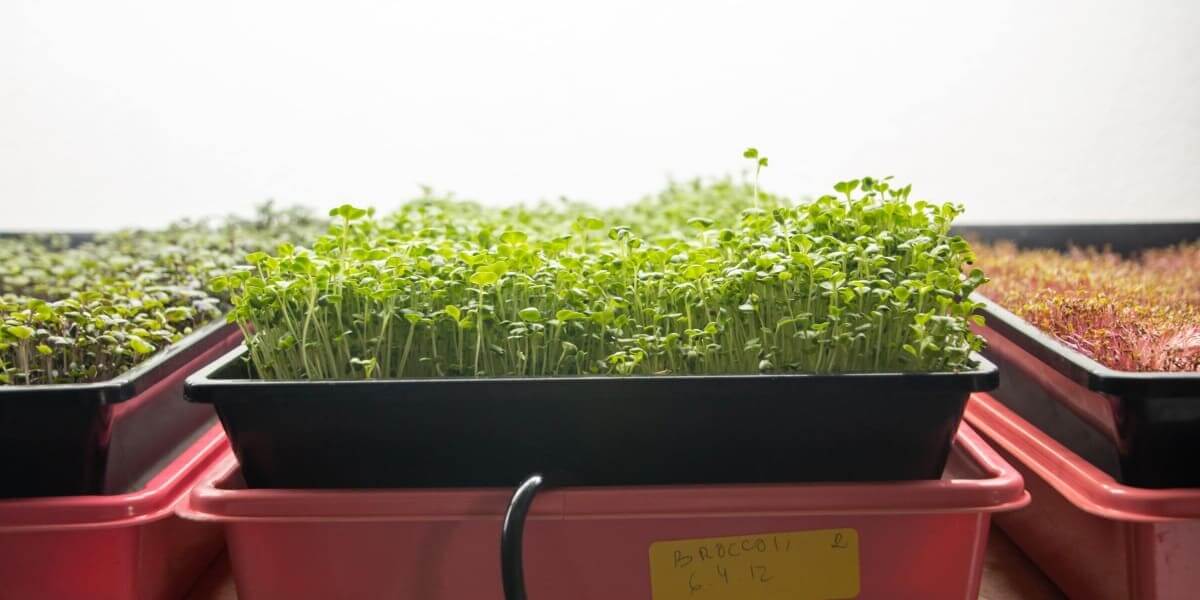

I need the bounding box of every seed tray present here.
[957,223,1200,488]
[186,344,997,489]
[0,425,230,599]
[178,423,1026,600]
[0,319,241,497]
[966,394,1200,600]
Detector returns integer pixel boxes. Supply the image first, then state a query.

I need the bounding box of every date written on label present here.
[648,528,860,600]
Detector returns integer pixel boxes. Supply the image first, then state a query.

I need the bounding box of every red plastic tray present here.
[179,424,1027,600]
[103,327,243,493]
[0,425,232,600]
[966,394,1200,600]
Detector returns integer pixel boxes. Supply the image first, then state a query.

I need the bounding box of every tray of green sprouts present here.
[189,159,996,490]
[0,204,323,497]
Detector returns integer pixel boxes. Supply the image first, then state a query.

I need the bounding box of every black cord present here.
[500,473,545,600]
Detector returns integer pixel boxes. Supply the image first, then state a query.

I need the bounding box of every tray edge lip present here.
[178,423,1028,522]
[965,393,1200,521]
[184,343,999,404]
[0,424,230,532]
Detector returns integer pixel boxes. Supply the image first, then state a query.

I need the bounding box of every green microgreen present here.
[221,159,986,380]
[0,202,325,385]
[743,147,769,209]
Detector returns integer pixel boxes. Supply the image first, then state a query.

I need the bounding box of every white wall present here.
[2,0,1198,231]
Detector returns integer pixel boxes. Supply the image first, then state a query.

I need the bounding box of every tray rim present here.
[184,343,1000,404]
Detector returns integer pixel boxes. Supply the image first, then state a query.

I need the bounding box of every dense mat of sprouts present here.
[0,205,323,385]
[975,242,1200,372]
[218,177,987,379]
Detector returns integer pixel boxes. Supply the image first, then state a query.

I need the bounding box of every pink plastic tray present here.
[0,425,232,600]
[966,394,1200,600]
[103,327,243,493]
[179,424,1027,600]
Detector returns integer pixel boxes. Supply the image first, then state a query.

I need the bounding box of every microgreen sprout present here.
[975,241,1200,372]
[221,162,986,381]
[742,147,768,208]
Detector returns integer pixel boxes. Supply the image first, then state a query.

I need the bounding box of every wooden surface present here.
[979,528,1064,600]
[186,526,1063,600]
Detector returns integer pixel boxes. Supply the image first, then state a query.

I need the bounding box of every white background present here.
[2,0,1198,231]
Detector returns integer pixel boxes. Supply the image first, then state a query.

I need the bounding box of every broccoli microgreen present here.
[743,147,769,208]
[222,159,986,380]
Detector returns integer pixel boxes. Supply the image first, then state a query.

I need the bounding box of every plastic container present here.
[973,296,1200,488]
[0,320,241,498]
[178,423,1028,600]
[0,424,231,600]
[953,222,1200,256]
[185,345,998,489]
[965,393,1200,600]
[956,223,1200,488]
[0,231,95,247]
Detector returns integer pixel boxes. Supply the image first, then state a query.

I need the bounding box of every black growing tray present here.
[0,319,239,498]
[954,222,1200,256]
[186,345,997,489]
[958,222,1200,489]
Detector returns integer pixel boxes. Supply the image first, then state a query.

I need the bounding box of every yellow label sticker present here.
[648,528,860,600]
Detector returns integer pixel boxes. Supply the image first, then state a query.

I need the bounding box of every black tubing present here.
[500,473,545,600]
